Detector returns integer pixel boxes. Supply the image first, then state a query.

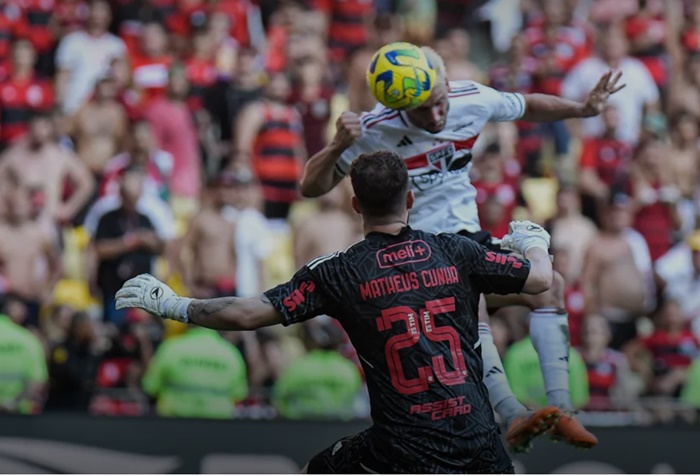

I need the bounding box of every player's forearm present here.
[299,142,346,197]
[522,248,553,294]
[521,93,592,122]
[186,295,274,331]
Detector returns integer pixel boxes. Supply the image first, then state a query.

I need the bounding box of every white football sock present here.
[479,323,527,423]
[529,308,572,409]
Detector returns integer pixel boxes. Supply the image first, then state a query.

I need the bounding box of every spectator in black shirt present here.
[94,165,164,327]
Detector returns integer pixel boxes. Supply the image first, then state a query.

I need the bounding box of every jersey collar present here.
[365,225,412,241]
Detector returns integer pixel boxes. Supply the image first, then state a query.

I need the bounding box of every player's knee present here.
[529,270,565,309]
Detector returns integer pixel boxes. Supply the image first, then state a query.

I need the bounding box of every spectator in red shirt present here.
[312,0,373,64]
[624,0,668,91]
[184,28,218,112]
[471,142,521,240]
[130,22,173,105]
[144,65,201,201]
[13,0,57,78]
[630,138,682,262]
[642,298,700,397]
[0,39,53,151]
[578,104,633,225]
[110,56,143,122]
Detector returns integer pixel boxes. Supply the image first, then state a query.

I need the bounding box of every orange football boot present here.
[505,406,562,453]
[548,413,599,449]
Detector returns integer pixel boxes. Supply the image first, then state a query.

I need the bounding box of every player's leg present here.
[478,295,561,453]
[485,272,598,448]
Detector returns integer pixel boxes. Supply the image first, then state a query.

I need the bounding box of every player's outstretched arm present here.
[521,71,625,122]
[115,274,283,331]
[299,112,361,197]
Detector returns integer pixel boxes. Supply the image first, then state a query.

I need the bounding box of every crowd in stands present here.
[1,0,700,424]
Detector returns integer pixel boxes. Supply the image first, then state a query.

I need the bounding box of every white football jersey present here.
[336,81,526,234]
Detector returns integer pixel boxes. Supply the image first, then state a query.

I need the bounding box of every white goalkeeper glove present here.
[115,274,192,322]
[500,220,551,256]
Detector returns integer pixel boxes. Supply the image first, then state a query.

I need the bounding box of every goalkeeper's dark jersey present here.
[264,226,531,473]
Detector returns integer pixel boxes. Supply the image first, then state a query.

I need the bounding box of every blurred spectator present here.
[45,311,100,412]
[220,169,273,298]
[131,22,173,104]
[624,0,669,91]
[0,186,61,328]
[471,142,521,240]
[347,13,402,114]
[69,74,129,180]
[54,0,89,38]
[312,0,373,65]
[233,71,305,223]
[640,299,700,397]
[630,138,681,262]
[204,47,264,164]
[435,28,486,82]
[273,318,362,420]
[0,40,54,151]
[293,186,361,268]
[504,325,590,410]
[681,350,700,410]
[668,54,700,119]
[111,56,142,122]
[581,193,654,349]
[55,0,126,114]
[184,28,218,112]
[93,165,164,326]
[562,22,659,144]
[142,326,248,419]
[0,293,48,414]
[288,54,334,157]
[579,314,641,411]
[100,119,173,202]
[0,3,22,73]
[179,174,238,299]
[0,112,95,225]
[552,244,586,347]
[547,185,597,284]
[578,104,633,225]
[144,65,201,201]
[14,0,58,78]
[668,111,700,234]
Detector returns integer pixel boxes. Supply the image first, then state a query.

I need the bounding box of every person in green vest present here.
[0,294,48,414]
[681,356,700,410]
[142,326,247,418]
[504,332,590,410]
[273,318,362,420]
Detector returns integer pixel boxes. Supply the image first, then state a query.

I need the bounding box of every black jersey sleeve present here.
[460,237,531,295]
[263,266,336,326]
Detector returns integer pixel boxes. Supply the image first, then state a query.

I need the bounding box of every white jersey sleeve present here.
[471,82,526,122]
[334,106,389,176]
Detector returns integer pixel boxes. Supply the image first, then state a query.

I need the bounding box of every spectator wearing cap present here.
[143,65,201,203]
[272,318,362,420]
[562,22,660,144]
[0,111,94,225]
[93,165,165,326]
[220,169,273,298]
[232,70,306,224]
[0,39,54,151]
[177,172,239,299]
[581,192,655,349]
[55,0,127,114]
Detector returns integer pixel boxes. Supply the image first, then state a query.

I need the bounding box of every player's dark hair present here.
[349,150,409,218]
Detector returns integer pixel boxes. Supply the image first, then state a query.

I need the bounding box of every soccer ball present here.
[366,42,436,110]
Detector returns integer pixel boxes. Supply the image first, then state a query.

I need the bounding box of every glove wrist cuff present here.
[163,296,193,323]
[522,236,550,255]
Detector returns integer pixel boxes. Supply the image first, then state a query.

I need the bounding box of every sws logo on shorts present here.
[283,281,316,312]
[485,251,523,269]
[377,240,432,268]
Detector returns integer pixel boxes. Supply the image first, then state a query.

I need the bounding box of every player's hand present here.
[115,274,192,322]
[331,111,362,150]
[501,220,551,256]
[582,71,625,117]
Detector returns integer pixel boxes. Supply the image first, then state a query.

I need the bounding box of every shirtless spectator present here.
[0,40,54,151]
[547,185,597,284]
[578,104,633,225]
[94,165,164,325]
[630,138,682,262]
[581,193,652,349]
[179,174,238,299]
[0,186,61,329]
[144,65,200,202]
[347,13,402,114]
[435,29,486,83]
[668,55,700,119]
[668,111,700,234]
[69,74,128,179]
[292,186,361,268]
[0,112,94,225]
[55,0,126,114]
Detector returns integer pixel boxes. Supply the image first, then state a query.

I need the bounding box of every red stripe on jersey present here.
[365,112,399,129]
[404,135,479,170]
[454,135,480,151]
